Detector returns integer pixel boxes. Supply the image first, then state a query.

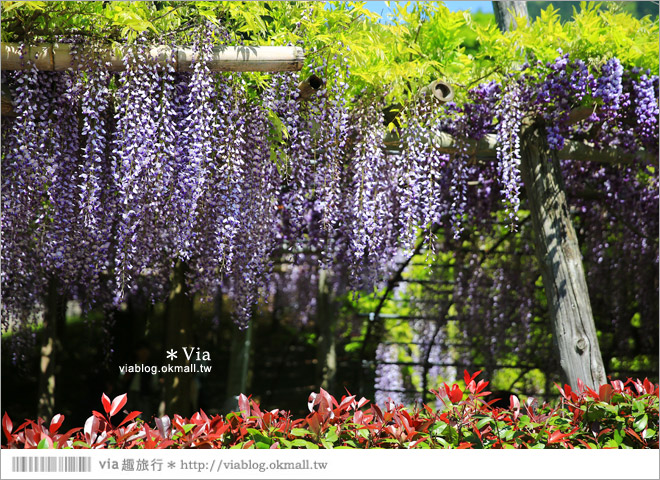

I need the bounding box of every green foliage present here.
[2,1,657,105]
[526,1,659,24]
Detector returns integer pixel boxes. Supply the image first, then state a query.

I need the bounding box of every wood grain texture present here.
[1,43,304,72]
[520,123,607,389]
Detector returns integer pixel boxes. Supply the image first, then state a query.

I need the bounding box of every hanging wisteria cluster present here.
[2,34,658,367]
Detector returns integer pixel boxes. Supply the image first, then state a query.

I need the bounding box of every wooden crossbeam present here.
[384,131,657,166]
[0,43,304,72]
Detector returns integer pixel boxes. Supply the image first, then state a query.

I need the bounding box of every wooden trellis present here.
[1,25,653,397]
[0,43,305,72]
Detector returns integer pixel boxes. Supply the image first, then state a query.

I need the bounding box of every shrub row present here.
[3,372,658,449]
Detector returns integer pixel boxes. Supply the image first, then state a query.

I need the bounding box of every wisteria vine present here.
[2,38,658,382]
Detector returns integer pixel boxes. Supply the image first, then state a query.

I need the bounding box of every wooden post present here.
[0,43,304,72]
[163,262,193,417]
[493,1,529,31]
[224,322,252,412]
[316,269,338,392]
[38,277,64,419]
[493,1,607,389]
[519,124,606,388]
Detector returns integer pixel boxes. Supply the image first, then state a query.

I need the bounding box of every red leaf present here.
[585,386,599,400]
[509,395,520,422]
[548,430,566,444]
[54,427,82,446]
[577,378,585,393]
[559,383,578,402]
[238,394,250,417]
[610,379,624,392]
[109,393,127,417]
[576,438,593,449]
[338,395,356,412]
[83,415,100,445]
[464,370,472,387]
[448,384,463,403]
[2,412,13,438]
[625,427,644,445]
[101,393,111,415]
[49,414,64,434]
[353,410,365,425]
[410,437,426,448]
[307,413,322,436]
[307,392,317,413]
[371,403,384,422]
[599,384,613,403]
[119,411,142,427]
[555,382,567,400]
[475,379,489,394]
[643,378,655,395]
[383,398,396,413]
[443,383,452,399]
[250,402,262,421]
[548,426,579,444]
[92,410,106,420]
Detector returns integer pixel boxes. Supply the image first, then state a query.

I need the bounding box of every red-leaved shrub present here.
[3,372,658,449]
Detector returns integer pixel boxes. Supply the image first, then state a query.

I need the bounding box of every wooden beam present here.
[1,43,304,72]
[384,131,656,166]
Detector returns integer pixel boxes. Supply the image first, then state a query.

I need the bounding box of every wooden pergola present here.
[1,25,651,398]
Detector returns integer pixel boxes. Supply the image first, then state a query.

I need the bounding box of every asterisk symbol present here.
[167,461,176,469]
[166,349,177,360]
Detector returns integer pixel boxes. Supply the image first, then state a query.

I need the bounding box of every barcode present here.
[11,457,91,473]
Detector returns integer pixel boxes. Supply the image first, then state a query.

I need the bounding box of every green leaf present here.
[290,438,319,449]
[277,438,291,448]
[476,417,491,429]
[602,438,619,448]
[3,1,46,13]
[267,108,289,142]
[325,427,339,443]
[290,428,312,437]
[633,414,648,432]
[320,439,334,449]
[37,438,50,449]
[344,341,362,353]
[613,427,624,446]
[377,438,401,445]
